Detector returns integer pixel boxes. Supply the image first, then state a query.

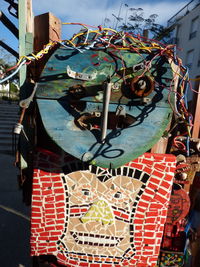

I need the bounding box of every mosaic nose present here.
[80,199,114,225]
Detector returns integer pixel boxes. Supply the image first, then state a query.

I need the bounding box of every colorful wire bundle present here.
[0,23,195,154]
[0,41,58,84]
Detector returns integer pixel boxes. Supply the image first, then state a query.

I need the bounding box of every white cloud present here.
[32,0,187,38]
[137,2,188,25]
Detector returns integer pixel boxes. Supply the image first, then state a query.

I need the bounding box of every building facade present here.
[168,0,200,101]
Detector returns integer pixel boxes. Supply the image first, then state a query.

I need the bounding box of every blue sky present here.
[1,0,187,62]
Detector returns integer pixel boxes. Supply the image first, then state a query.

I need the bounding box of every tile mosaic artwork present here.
[30,148,176,266]
[159,251,184,267]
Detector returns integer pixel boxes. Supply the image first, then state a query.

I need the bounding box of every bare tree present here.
[106,4,171,42]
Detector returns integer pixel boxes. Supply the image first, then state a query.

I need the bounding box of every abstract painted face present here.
[36,33,174,169]
[58,171,143,258]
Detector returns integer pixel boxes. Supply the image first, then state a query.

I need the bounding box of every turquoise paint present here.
[36,44,174,168]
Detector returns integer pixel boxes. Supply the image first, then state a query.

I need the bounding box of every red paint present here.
[30,149,175,266]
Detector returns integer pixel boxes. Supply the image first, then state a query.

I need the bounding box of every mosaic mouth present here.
[70,231,123,247]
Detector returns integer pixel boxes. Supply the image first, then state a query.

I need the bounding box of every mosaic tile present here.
[31,148,176,266]
[158,250,184,266]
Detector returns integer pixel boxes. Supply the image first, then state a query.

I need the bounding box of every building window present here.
[189,17,198,39]
[186,49,194,69]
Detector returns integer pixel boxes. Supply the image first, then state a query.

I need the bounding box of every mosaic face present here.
[59,171,143,257]
[31,150,176,266]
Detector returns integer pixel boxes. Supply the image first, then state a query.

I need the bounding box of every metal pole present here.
[101,79,112,143]
[0,40,19,58]
[0,11,19,38]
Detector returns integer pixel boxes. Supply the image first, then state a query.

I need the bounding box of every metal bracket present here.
[67,65,97,81]
[20,83,37,108]
[116,105,126,117]
[132,60,151,73]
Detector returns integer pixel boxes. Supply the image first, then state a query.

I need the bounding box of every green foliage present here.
[0,82,19,101]
[0,46,15,69]
[10,82,18,93]
[1,95,9,101]
[0,58,11,69]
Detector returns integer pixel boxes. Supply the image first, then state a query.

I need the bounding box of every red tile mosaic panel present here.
[30,148,176,266]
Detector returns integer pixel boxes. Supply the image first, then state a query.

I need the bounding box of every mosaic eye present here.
[82,189,90,196]
[114,191,122,199]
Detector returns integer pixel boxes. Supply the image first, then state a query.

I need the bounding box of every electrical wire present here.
[0,24,192,134]
[0,22,194,155]
[0,59,26,84]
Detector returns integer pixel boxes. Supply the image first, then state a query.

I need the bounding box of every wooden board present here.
[36,40,175,168]
[34,12,61,52]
